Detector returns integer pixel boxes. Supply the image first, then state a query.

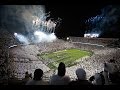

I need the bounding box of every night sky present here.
[45,4,105,37]
[45,3,120,38]
[0,0,120,39]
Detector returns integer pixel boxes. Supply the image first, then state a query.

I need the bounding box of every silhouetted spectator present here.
[22,71,32,85]
[89,72,105,85]
[101,70,110,85]
[50,62,70,85]
[25,72,30,78]
[29,73,32,79]
[109,59,116,63]
[26,69,48,85]
[89,61,120,85]
[104,62,119,74]
[69,68,92,85]
[104,62,120,85]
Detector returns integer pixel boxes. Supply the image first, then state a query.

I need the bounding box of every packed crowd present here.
[36,39,74,53]
[8,39,74,79]
[8,38,120,82]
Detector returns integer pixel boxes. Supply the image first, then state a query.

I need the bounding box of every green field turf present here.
[38,48,92,69]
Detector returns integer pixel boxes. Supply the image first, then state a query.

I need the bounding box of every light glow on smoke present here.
[33,31,56,43]
[14,33,18,36]
[14,32,29,44]
[84,33,99,38]
[14,31,57,44]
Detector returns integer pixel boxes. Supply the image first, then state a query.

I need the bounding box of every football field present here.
[39,48,92,69]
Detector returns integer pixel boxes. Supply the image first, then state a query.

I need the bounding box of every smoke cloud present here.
[0,5,61,44]
[85,5,120,37]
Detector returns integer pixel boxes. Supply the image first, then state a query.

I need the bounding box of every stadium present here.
[7,36,120,81]
[0,5,120,85]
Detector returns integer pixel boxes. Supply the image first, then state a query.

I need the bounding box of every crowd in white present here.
[8,38,120,85]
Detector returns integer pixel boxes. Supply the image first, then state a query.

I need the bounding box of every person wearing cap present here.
[69,68,92,85]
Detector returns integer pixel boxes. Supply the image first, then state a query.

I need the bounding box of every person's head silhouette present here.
[58,62,66,77]
[76,68,86,80]
[33,69,43,81]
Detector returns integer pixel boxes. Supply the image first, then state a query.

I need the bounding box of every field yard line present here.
[53,49,67,53]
